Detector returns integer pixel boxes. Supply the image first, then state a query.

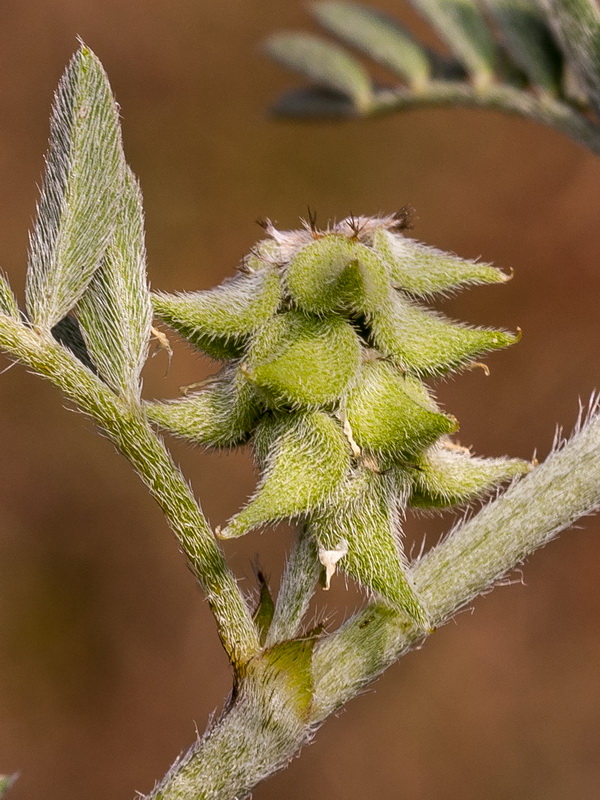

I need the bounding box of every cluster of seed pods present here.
[147,213,529,628]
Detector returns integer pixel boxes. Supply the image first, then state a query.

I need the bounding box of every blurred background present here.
[0,1,599,798]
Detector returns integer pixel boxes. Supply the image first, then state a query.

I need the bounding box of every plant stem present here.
[370,81,600,155]
[0,314,260,666]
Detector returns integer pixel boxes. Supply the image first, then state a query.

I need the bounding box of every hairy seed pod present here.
[345,360,458,461]
[369,290,518,376]
[220,410,350,538]
[409,444,532,508]
[152,267,281,359]
[284,234,358,313]
[145,365,261,447]
[372,228,509,297]
[308,468,430,627]
[244,310,361,406]
[151,214,525,610]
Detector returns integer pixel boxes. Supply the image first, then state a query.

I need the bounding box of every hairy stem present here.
[0,314,260,665]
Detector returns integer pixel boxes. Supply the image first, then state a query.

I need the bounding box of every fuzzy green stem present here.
[0,313,260,665]
[368,81,600,155]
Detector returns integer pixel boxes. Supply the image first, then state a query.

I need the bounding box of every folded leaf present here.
[313,2,432,89]
[26,44,124,330]
[346,360,457,462]
[244,311,361,406]
[152,267,281,359]
[145,365,261,447]
[220,410,350,538]
[77,167,152,402]
[309,468,429,626]
[369,290,518,376]
[265,32,374,113]
[409,444,531,507]
[373,228,508,296]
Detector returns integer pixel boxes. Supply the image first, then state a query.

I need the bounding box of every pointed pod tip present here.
[447,415,460,434]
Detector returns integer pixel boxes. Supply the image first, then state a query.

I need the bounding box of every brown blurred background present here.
[0,1,599,798]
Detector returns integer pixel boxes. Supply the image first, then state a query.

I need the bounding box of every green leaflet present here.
[25,45,124,330]
[313,2,432,89]
[264,32,374,113]
[484,0,563,94]
[346,360,457,462]
[244,311,361,406]
[309,468,429,626]
[408,0,498,85]
[152,267,281,359]
[0,273,19,319]
[369,290,518,376]
[220,410,350,538]
[372,228,508,296]
[409,444,531,507]
[145,365,260,448]
[77,166,152,402]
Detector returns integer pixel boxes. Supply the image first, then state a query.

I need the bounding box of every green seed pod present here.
[308,468,429,626]
[285,234,358,313]
[152,267,281,359]
[219,409,351,539]
[372,228,509,297]
[338,244,391,315]
[242,238,285,273]
[345,360,458,462]
[369,290,519,376]
[409,444,532,508]
[145,365,261,447]
[244,310,361,406]
[285,234,392,316]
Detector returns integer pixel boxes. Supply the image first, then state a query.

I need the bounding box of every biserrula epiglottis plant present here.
[147,212,530,628]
